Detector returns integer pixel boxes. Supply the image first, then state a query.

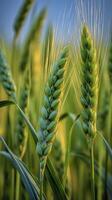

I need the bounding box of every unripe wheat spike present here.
[36,47,68,199]
[0,51,16,101]
[19,8,47,72]
[80,25,98,139]
[15,69,30,158]
[14,0,35,38]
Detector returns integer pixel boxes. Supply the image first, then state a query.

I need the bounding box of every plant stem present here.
[40,167,43,200]
[15,172,20,200]
[63,122,75,188]
[90,141,95,200]
[104,91,112,198]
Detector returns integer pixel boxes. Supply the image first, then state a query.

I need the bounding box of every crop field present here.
[0,0,112,200]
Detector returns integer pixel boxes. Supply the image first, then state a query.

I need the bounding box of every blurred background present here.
[0,0,112,43]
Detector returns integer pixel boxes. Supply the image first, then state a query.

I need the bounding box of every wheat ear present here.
[15,68,30,159]
[36,47,68,199]
[81,25,98,139]
[14,0,35,38]
[80,25,98,200]
[0,51,16,101]
[19,8,46,72]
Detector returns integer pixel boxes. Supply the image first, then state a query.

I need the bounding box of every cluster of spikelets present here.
[0,51,16,101]
[80,25,98,139]
[36,47,68,177]
[14,0,35,38]
[19,8,46,72]
[15,69,30,158]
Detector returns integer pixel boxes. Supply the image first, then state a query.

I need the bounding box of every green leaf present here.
[71,151,112,199]
[15,103,38,143]
[0,137,46,200]
[0,100,14,108]
[46,159,68,200]
[59,112,80,121]
[13,102,68,200]
[98,132,112,160]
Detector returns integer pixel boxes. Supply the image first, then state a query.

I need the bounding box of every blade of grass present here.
[0,137,46,200]
[0,100,14,108]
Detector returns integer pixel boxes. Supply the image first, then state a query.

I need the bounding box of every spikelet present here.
[14,0,35,38]
[0,51,16,101]
[15,68,30,158]
[36,47,68,177]
[19,8,47,72]
[80,25,98,139]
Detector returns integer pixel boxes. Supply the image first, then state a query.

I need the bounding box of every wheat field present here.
[0,0,112,200]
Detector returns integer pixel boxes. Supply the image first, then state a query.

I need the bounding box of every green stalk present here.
[89,141,95,200]
[15,173,20,200]
[108,92,112,143]
[63,122,75,188]
[40,167,44,200]
[104,92,112,197]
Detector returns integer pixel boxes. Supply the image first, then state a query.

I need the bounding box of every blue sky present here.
[0,0,112,43]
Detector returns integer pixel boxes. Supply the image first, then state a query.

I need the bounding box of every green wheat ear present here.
[14,0,35,38]
[19,8,47,72]
[80,25,98,139]
[36,47,68,178]
[0,51,16,101]
[15,68,30,158]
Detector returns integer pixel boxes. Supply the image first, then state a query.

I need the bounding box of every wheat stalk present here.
[0,51,16,101]
[52,139,71,198]
[36,47,68,199]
